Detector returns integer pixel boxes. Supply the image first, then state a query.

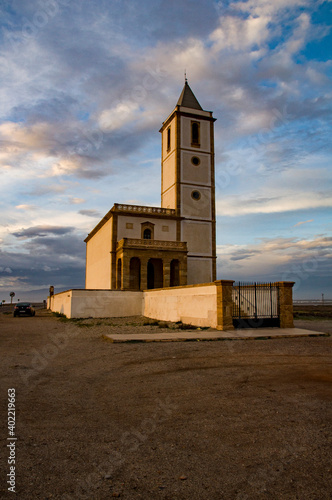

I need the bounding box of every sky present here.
[0,0,331,302]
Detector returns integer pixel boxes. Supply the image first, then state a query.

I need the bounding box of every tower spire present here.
[184,69,187,83]
[176,79,203,110]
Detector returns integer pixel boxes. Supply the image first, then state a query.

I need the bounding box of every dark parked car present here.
[13,303,36,317]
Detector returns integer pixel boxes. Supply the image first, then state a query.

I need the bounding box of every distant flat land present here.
[293,305,332,334]
[293,304,332,318]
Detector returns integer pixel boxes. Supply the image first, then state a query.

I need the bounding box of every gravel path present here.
[1,310,331,499]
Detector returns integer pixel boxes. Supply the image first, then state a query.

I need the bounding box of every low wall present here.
[47,282,233,328]
[47,281,294,329]
[49,289,143,319]
[143,283,218,328]
[48,291,72,317]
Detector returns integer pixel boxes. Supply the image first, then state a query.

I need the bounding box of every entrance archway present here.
[170,259,180,287]
[147,258,163,289]
[129,257,141,290]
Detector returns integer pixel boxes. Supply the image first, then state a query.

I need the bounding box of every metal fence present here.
[232,282,280,328]
[293,300,332,305]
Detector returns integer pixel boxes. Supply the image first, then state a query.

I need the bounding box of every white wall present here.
[181,221,212,255]
[49,289,143,319]
[180,185,212,220]
[117,215,177,242]
[48,284,219,326]
[85,217,112,289]
[186,259,213,285]
[143,284,217,327]
[48,291,72,317]
[181,151,211,186]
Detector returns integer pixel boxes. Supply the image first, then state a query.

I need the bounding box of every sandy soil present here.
[1,309,332,499]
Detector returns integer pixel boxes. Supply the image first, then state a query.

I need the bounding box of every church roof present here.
[177,81,203,110]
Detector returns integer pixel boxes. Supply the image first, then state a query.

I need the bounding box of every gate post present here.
[215,280,235,330]
[275,281,295,328]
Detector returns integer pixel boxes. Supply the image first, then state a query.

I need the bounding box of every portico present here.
[116,238,187,290]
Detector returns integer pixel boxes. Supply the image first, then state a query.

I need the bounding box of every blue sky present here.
[0,0,331,301]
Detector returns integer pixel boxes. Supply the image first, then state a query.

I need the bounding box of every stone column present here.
[122,255,130,290]
[215,280,235,331]
[115,253,121,290]
[140,258,148,291]
[163,260,171,288]
[275,281,295,328]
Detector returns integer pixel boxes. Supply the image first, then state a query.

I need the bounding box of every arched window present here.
[143,228,152,240]
[191,121,200,146]
[141,221,154,240]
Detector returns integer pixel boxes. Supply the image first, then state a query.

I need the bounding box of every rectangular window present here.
[167,127,171,151]
[191,121,200,147]
[126,223,133,229]
[162,225,169,232]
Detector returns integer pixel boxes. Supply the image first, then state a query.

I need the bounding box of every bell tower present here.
[159,81,217,284]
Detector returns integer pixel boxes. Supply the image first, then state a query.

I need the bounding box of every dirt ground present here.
[1,309,332,499]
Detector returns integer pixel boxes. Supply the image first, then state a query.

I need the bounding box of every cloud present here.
[0,228,86,296]
[0,121,56,153]
[78,209,101,218]
[15,204,36,210]
[0,120,107,179]
[99,101,140,132]
[231,0,308,14]
[293,219,314,227]
[13,225,75,238]
[50,157,81,177]
[230,249,261,261]
[217,191,332,216]
[217,235,332,296]
[69,197,85,204]
[22,234,85,258]
[210,13,271,53]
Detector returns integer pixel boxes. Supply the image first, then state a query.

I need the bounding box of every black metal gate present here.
[232,282,280,328]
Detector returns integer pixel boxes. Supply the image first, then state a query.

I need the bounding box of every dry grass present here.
[293,305,332,319]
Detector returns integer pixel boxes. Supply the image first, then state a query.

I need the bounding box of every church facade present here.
[85,81,217,291]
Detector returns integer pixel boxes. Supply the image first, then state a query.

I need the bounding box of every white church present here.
[85,80,217,291]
